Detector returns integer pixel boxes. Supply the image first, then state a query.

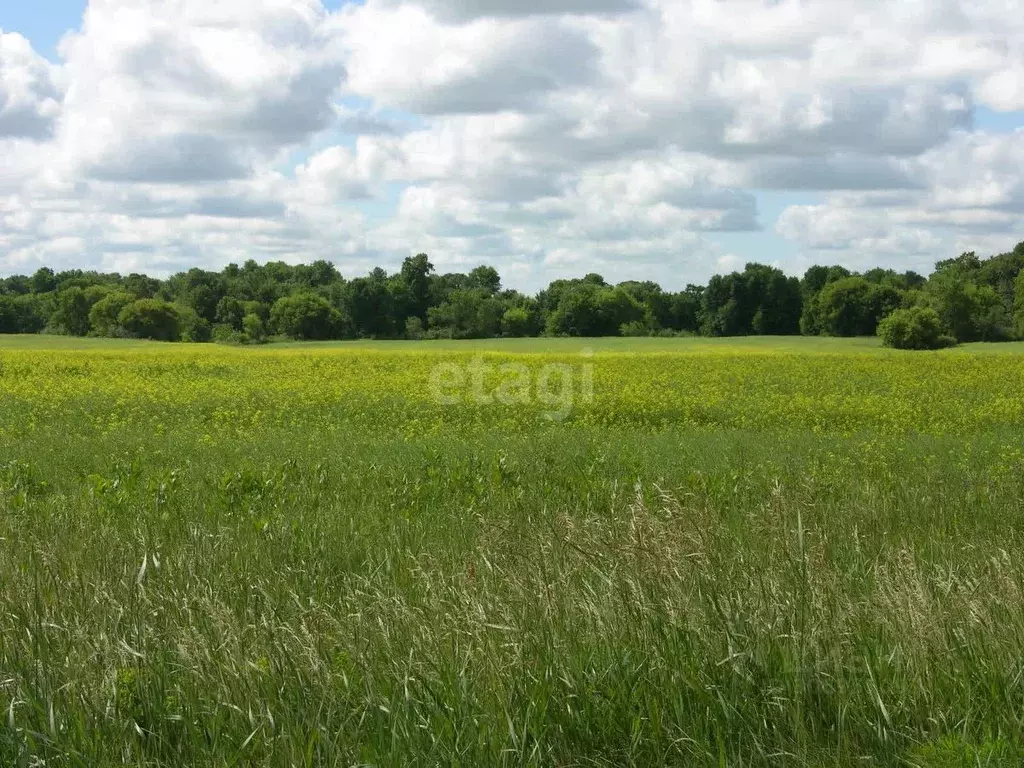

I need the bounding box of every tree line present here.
[1,242,1023,349]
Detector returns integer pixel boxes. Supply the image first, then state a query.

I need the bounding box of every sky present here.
[1,1,1024,292]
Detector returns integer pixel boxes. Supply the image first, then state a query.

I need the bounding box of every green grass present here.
[2,336,1024,766]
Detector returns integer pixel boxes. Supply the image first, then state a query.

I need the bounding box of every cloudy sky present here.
[1,0,1023,290]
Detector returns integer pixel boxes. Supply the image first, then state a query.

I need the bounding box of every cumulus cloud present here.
[0,31,63,139]
[398,0,641,22]
[2,0,1024,287]
[53,0,345,183]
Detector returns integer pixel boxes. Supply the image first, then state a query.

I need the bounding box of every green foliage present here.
[1015,270,1024,338]
[467,264,501,294]
[427,288,505,339]
[270,293,344,340]
[404,316,425,340]
[501,306,534,337]
[50,288,93,336]
[878,307,956,350]
[241,313,266,344]
[3,241,1024,345]
[89,291,136,336]
[30,267,57,294]
[117,299,182,341]
[803,277,903,337]
[701,263,802,336]
[545,285,644,337]
[176,305,212,343]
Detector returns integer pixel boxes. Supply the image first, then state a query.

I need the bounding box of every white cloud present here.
[391,0,640,22]
[2,0,1024,287]
[0,31,63,139]
[53,0,345,183]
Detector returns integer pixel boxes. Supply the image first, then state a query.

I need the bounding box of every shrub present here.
[405,317,425,340]
[270,293,342,340]
[501,307,533,338]
[89,291,136,336]
[117,299,182,341]
[619,321,652,337]
[242,313,267,344]
[177,305,212,343]
[878,307,956,350]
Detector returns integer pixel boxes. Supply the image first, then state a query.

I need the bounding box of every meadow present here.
[2,335,1024,766]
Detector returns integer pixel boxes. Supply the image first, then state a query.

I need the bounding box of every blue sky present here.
[1,1,1023,290]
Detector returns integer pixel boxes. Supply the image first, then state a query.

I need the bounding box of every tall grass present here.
[1,341,1023,765]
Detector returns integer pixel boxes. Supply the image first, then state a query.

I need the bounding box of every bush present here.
[405,317,425,340]
[177,305,212,343]
[619,321,652,337]
[270,293,342,340]
[89,291,136,336]
[878,307,956,350]
[242,313,267,344]
[117,299,181,341]
[501,307,533,338]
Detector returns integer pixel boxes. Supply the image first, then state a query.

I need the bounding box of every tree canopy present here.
[2,242,1023,345]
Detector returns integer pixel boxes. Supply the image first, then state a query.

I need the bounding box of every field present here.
[2,335,1024,766]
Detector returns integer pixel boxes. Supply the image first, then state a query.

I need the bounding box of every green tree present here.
[804,277,903,337]
[1014,270,1024,338]
[400,254,435,322]
[270,293,343,340]
[215,296,246,331]
[545,284,603,336]
[242,313,267,344]
[177,305,212,342]
[51,288,93,336]
[30,267,58,294]
[501,307,533,337]
[878,307,955,350]
[0,295,18,333]
[118,299,182,341]
[467,265,501,295]
[90,291,136,336]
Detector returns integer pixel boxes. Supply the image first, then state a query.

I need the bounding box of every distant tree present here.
[801,265,851,297]
[427,289,504,339]
[30,267,58,294]
[403,316,424,340]
[1,275,31,295]
[501,307,533,337]
[595,287,645,335]
[804,277,903,337]
[51,288,93,336]
[166,268,227,323]
[242,313,267,344]
[89,291,136,336]
[118,299,182,341]
[177,305,212,343]
[123,273,161,299]
[467,265,501,295]
[666,286,703,333]
[700,264,800,336]
[545,283,603,336]
[878,307,956,350]
[215,296,247,331]
[270,293,343,340]
[294,260,341,289]
[0,296,18,334]
[400,254,435,322]
[343,273,394,338]
[928,272,1012,342]
[1015,270,1024,339]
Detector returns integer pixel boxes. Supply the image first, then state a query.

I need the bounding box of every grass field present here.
[2,335,1024,766]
